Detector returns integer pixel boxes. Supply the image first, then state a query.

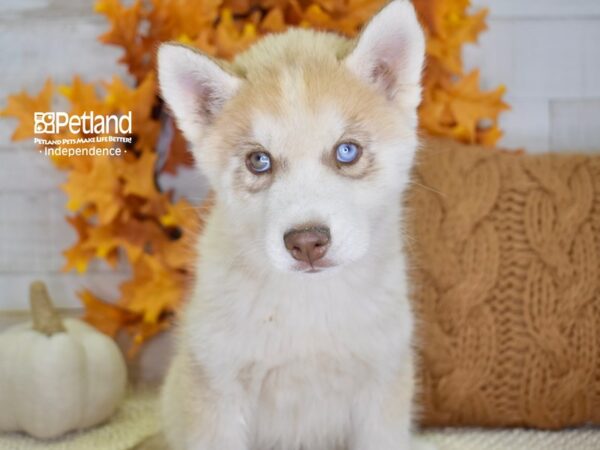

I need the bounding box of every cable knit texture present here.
[408,138,600,429]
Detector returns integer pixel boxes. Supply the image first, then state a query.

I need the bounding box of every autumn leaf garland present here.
[414,0,509,144]
[94,0,508,143]
[1,0,508,353]
[0,73,199,353]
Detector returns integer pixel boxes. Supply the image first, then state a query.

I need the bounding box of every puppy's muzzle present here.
[283,226,331,266]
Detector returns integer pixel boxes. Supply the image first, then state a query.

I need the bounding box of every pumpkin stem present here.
[30,281,66,336]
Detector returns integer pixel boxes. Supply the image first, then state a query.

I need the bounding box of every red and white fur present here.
[157,2,432,449]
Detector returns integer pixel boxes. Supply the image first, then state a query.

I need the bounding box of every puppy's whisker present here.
[408,181,446,197]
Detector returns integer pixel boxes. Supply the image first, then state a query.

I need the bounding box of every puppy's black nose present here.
[283,226,331,265]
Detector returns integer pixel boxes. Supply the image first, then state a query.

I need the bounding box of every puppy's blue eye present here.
[246,151,272,174]
[335,142,361,164]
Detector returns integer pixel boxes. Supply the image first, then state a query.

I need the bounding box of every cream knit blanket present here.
[1,390,599,449]
[0,390,158,450]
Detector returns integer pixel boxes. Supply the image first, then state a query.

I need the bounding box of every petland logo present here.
[34,111,132,135]
[33,111,133,157]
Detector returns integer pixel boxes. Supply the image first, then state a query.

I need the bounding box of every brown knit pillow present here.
[408,138,600,429]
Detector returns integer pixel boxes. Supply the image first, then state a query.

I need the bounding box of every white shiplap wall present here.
[465,0,600,151]
[0,0,131,310]
[1,0,599,310]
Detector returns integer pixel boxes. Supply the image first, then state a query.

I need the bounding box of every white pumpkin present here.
[0,281,128,439]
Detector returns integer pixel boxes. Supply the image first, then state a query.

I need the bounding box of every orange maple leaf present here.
[442,71,509,143]
[161,126,195,174]
[62,156,124,224]
[96,0,148,81]
[80,289,139,336]
[119,255,186,324]
[0,79,54,141]
[104,74,160,152]
[63,215,96,273]
[157,198,200,270]
[121,151,159,197]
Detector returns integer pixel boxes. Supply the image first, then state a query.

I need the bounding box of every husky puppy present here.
[157,1,429,449]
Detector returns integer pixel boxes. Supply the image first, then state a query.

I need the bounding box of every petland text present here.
[34,111,132,135]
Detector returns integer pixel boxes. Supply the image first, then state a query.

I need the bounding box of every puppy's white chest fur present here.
[179,230,412,450]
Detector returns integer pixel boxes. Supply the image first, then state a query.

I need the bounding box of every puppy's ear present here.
[157,44,240,142]
[345,0,425,107]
